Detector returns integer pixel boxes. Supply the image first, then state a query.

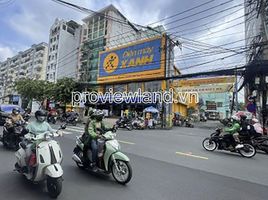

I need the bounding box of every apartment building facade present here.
[0,43,48,104]
[46,18,81,82]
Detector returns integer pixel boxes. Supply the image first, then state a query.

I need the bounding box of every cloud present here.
[0,44,15,61]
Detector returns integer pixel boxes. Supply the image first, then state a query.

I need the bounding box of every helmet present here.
[240,114,247,121]
[12,107,20,115]
[92,110,104,121]
[35,110,47,122]
[231,115,240,122]
[252,118,259,123]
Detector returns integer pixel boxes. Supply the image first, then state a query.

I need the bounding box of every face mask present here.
[37,116,46,122]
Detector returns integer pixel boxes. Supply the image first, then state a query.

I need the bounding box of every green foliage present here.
[51,77,79,104]
[14,77,79,105]
[14,78,54,102]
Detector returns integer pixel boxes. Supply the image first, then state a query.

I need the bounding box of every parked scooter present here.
[132,117,145,130]
[185,118,194,128]
[116,117,133,131]
[72,127,132,185]
[14,124,66,198]
[0,120,27,150]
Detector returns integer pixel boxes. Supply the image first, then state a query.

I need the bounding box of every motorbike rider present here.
[223,115,243,149]
[5,108,26,147]
[84,110,113,171]
[252,118,263,137]
[6,107,25,126]
[22,110,56,173]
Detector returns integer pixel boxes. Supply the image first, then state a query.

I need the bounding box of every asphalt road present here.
[0,121,268,200]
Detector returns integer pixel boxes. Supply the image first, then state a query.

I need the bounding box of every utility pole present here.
[235,67,238,112]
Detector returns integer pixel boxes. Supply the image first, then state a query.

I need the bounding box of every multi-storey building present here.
[46,18,81,82]
[0,43,48,104]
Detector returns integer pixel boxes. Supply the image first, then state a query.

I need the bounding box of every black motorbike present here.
[60,114,79,126]
[202,128,256,158]
[0,121,27,150]
[251,135,268,154]
[116,118,133,131]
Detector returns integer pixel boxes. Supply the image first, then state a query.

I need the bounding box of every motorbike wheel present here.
[111,160,132,185]
[202,138,217,151]
[238,144,256,158]
[47,177,62,199]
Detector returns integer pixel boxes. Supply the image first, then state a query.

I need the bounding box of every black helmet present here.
[12,107,20,115]
[93,110,104,121]
[240,115,247,121]
[35,110,47,122]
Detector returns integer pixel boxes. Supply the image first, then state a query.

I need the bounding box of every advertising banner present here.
[98,36,166,83]
[175,84,233,94]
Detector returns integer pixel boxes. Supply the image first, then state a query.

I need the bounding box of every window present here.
[53,45,55,51]
[63,25,66,30]
[50,74,52,79]
[50,38,53,43]
[57,35,59,40]
[114,84,126,92]
[48,66,50,71]
[93,32,98,39]
[48,56,51,61]
[83,29,87,36]
[128,83,142,92]
[144,81,161,92]
[55,53,57,59]
[217,102,223,107]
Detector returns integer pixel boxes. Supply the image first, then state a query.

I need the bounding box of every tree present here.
[51,77,79,105]
[14,78,54,107]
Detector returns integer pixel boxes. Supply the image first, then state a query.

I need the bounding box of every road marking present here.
[118,140,135,145]
[67,126,84,130]
[62,131,73,135]
[176,151,208,160]
[66,127,84,133]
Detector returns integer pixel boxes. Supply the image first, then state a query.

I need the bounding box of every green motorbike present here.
[72,129,132,185]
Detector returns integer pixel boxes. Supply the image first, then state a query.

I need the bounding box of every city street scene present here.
[0,0,268,199]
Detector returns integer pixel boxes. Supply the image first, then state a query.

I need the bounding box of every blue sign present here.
[99,37,163,78]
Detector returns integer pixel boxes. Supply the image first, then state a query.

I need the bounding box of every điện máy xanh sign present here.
[98,36,166,83]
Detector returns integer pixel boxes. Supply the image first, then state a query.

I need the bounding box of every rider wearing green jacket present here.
[84,110,112,171]
[224,115,243,149]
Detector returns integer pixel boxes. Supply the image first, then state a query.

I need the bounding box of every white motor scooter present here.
[15,125,66,198]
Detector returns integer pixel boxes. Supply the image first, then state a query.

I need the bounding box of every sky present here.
[0,0,247,74]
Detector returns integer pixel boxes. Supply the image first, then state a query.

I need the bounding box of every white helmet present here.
[231,115,240,122]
